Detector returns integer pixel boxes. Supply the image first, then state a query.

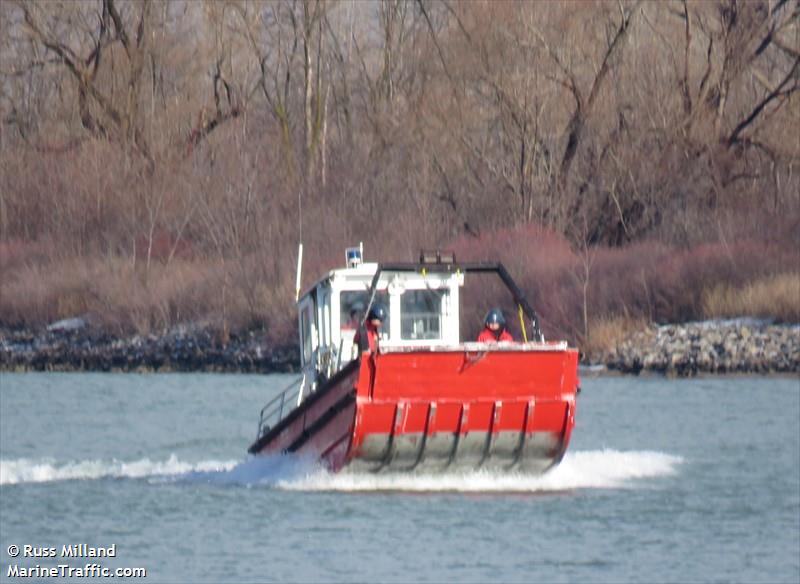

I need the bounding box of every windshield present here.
[400,289,445,340]
[340,290,390,333]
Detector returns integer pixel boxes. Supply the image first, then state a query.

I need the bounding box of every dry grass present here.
[702,273,800,323]
[2,226,798,344]
[0,250,299,339]
[583,316,649,357]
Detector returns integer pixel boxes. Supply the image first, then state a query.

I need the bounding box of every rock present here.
[46,317,88,333]
[589,319,800,376]
[0,326,301,373]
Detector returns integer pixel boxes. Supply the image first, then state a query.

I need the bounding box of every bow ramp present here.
[348,344,578,473]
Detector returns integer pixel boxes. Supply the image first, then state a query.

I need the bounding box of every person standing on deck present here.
[354,303,387,353]
[477,308,513,342]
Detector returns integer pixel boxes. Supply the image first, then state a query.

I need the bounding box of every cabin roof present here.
[298,262,378,301]
[299,262,463,302]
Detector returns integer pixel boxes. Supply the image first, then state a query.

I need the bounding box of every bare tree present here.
[16,0,156,159]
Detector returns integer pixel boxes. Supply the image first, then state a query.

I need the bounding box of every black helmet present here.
[484,308,506,328]
[368,303,388,322]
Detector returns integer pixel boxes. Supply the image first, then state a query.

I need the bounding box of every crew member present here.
[354,303,387,353]
[477,308,513,342]
[342,302,364,331]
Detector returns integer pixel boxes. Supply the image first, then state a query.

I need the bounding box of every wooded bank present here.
[1,1,798,348]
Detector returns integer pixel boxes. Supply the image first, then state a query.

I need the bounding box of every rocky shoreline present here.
[1,319,798,376]
[591,319,800,376]
[0,325,299,374]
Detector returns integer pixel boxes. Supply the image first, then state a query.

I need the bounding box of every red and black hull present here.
[248,345,579,474]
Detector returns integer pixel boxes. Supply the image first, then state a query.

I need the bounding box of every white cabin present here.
[297,250,464,387]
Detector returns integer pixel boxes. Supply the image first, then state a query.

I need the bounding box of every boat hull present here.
[249,345,579,474]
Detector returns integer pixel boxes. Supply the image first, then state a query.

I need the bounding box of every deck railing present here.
[255,375,305,440]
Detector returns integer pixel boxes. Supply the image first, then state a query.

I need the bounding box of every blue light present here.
[346,247,362,267]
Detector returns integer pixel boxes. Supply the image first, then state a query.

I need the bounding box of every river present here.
[1,373,798,583]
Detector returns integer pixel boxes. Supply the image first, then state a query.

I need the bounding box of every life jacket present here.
[477,327,513,343]
[354,321,381,353]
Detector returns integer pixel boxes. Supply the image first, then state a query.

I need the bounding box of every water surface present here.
[1,373,798,583]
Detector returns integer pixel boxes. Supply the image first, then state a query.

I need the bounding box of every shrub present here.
[702,273,800,323]
[584,315,649,358]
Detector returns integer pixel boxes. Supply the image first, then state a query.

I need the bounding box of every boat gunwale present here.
[378,342,573,353]
[247,358,360,454]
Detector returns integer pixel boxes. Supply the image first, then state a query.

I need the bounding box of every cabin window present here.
[340,291,390,333]
[400,290,444,340]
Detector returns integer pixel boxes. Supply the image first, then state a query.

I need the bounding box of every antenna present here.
[296,180,304,301]
[295,243,303,301]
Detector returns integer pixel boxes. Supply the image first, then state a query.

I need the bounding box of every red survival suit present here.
[477,327,513,343]
[354,321,381,353]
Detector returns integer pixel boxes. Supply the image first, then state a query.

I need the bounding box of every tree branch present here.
[557,0,642,189]
[727,56,799,147]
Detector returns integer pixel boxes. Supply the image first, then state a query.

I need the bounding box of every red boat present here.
[248,249,579,473]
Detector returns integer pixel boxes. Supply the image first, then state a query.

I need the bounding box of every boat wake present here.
[1,449,681,492]
[0,454,239,486]
[282,449,683,493]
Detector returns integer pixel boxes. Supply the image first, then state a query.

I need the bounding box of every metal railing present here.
[255,375,305,441]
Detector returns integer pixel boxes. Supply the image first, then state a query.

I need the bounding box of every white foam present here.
[1,450,683,492]
[0,454,238,485]
[279,449,683,493]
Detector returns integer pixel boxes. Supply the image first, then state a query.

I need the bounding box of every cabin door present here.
[298,297,318,387]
